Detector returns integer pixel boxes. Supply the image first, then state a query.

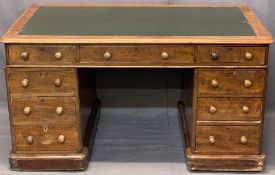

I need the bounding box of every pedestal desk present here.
[1,4,274,172]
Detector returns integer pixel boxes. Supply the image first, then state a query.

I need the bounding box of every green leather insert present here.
[19,6,256,36]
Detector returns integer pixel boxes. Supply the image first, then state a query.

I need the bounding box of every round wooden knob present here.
[103,52,111,60]
[244,80,252,88]
[209,106,217,114]
[211,52,219,60]
[26,136,33,144]
[58,135,65,144]
[21,51,29,60]
[23,107,31,115]
[54,78,61,87]
[209,136,215,144]
[161,52,169,59]
[242,106,250,113]
[210,79,219,88]
[21,79,29,88]
[245,52,252,60]
[55,52,62,60]
[56,107,63,115]
[240,136,248,145]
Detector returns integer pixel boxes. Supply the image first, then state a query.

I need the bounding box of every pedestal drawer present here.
[7,45,77,65]
[13,125,80,152]
[11,96,77,124]
[197,97,262,121]
[195,125,260,154]
[197,69,266,95]
[7,68,76,95]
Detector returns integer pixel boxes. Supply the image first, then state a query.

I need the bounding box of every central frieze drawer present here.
[79,45,194,64]
[197,97,262,121]
[195,125,260,154]
[197,69,266,95]
[14,125,80,152]
[7,68,76,95]
[11,96,77,124]
[7,45,77,65]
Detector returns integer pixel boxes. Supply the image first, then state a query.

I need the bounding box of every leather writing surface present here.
[19,6,256,36]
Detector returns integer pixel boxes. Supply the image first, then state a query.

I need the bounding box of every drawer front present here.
[7,45,77,65]
[7,68,76,95]
[80,45,194,64]
[11,97,77,124]
[197,46,266,64]
[197,69,266,95]
[14,125,80,152]
[196,125,260,154]
[197,98,262,121]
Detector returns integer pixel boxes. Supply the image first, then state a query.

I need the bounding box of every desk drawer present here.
[197,98,262,121]
[195,125,260,154]
[11,97,77,124]
[14,125,80,152]
[80,45,194,64]
[197,69,266,95]
[197,46,266,64]
[7,45,77,65]
[7,68,76,95]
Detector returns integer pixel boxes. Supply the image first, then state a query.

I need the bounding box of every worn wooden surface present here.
[195,125,260,154]
[197,68,266,96]
[7,68,76,95]
[7,45,77,65]
[197,46,267,64]
[11,96,77,124]
[80,45,194,64]
[197,97,262,121]
[0,4,273,44]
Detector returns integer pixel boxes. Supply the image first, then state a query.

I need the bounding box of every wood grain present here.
[197,97,262,121]
[80,45,194,65]
[0,4,273,44]
[7,45,78,65]
[14,125,80,153]
[195,125,260,154]
[197,46,267,64]
[7,68,76,95]
[11,96,77,125]
[197,68,266,96]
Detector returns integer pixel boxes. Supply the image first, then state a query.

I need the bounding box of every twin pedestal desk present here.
[1,4,274,172]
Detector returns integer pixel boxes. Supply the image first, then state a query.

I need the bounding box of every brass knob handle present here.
[242,106,250,113]
[58,135,65,144]
[209,106,217,114]
[54,78,61,87]
[161,52,169,59]
[21,79,29,88]
[211,52,219,60]
[103,52,111,60]
[56,107,63,115]
[54,52,62,60]
[245,52,252,60]
[21,51,29,60]
[240,136,248,145]
[23,107,31,115]
[210,79,219,88]
[244,80,252,88]
[209,136,215,144]
[26,136,33,144]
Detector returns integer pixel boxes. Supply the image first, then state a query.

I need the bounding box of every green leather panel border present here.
[19,6,256,36]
